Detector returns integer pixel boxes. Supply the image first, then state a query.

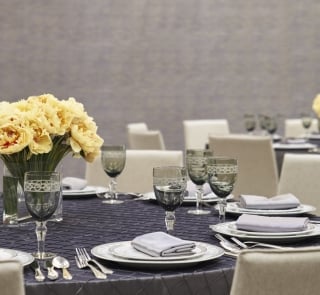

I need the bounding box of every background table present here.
[0,193,319,295]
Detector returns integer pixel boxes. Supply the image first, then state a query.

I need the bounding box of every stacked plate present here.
[217,202,316,216]
[62,186,108,197]
[91,241,224,269]
[210,222,320,243]
[0,248,34,266]
[273,142,316,150]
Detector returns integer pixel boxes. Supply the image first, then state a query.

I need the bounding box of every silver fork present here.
[76,248,113,274]
[75,255,107,279]
[230,237,294,250]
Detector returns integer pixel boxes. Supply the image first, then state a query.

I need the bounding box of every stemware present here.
[258,114,268,135]
[243,114,256,135]
[101,145,126,204]
[265,116,278,137]
[207,157,238,223]
[153,166,187,235]
[301,113,312,137]
[24,171,61,260]
[186,149,212,215]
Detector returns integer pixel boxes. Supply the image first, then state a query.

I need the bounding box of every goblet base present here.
[187,209,211,215]
[102,199,124,204]
[32,252,56,260]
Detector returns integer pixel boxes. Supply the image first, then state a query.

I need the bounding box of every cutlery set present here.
[30,248,112,281]
[215,233,293,256]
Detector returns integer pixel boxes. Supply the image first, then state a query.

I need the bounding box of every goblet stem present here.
[188,185,210,215]
[35,220,47,260]
[103,177,123,204]
[165,211,175,235]
[218,199,227,223]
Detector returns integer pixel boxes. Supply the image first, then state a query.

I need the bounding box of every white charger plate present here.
[220,202,316,216]
[0,248,34,266]
[227,222,315,236]
[108,241,207,261]
[273,143,316,150]
[91,241,224,269]
[210,222,320,243]
[63,186,108,196]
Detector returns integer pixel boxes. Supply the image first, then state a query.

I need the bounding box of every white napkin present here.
[62,177,87,190]
[131,232,196,257]
[236,214,309,233]
[186,181,211,196]
[239,193,300,210]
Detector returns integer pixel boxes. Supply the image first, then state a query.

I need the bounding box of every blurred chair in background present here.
[0,260,25,295]
[128,130,166,150]
[86,149,183,193]
[230,247,320,295]
[127,122,148,132]
[183,119,230,149]
[284,118,318,138]
[208,134,278,198]
[278,153,320,215]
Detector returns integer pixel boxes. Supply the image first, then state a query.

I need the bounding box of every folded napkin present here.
[62,177,87,190]
[239,193,300,210]
[186,181,211,196]
[131,232,196,257]
[236,214,309,233]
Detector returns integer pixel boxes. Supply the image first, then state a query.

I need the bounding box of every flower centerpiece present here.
[0,93,104,223]
[312,94,320,132]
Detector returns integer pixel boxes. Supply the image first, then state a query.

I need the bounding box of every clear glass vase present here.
[2,165,27,225]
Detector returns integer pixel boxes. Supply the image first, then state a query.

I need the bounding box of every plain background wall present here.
[1,0,320,188]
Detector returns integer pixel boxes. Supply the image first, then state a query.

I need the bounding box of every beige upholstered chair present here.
[284,118,318,138]
[127,122,148,132]
[0,260,25,295]
[230,247,320,295]
[208,134,278,198]
[278,153,320,215]
[128,130,166,150]
[183,119,230,149]
[86,149,183,193]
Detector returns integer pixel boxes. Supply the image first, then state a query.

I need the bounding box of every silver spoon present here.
[52,256,73,280]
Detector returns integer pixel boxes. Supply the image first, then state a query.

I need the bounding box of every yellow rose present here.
[312,94,320,117]
[0,122,32,154]
[28,128,53,154]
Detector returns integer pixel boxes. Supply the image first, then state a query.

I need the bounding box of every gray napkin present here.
[236,214,309,233]
[62,177,87,190]
[131,232,196,257]
[239,193,300,210]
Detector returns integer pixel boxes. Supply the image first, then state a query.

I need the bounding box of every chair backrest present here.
[127,122,148,132]
[208,134,278,198]
[85,149,183,193]
[284,118,318,138]
[278,153,320,214]
[183,119,230,149]
[230,247,320,295]
[127,130,166,150]
[0,260,25,295]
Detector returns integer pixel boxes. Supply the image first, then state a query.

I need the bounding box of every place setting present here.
[218,193,316,216]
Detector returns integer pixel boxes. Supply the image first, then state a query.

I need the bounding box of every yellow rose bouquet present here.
[0,94,104,222]
[312,94,320,118]
[0,93,103,175]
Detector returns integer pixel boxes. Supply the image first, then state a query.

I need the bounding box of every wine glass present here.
[101,145,126,204]
[24,171,61,260]
[153,166,187,235]
[301,113,312,137]
[258,114,268,135]
[265,116,278,137]
[243,114,256,135]
[186,149,212,215]
[207,157,238,223]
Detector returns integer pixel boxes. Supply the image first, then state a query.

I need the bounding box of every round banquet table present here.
[0,193,320,295]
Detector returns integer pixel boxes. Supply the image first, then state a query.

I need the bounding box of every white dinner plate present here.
[62,186,108,197]
[0,248,34,267]
[227,222,315,236]
[108,241,207,261]
[210,222,320,243]
[273,143,316,150]
[91,241,224,269]
[220,202,316,216]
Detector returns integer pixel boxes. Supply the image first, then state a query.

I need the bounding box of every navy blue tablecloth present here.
[1,194,320,295]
